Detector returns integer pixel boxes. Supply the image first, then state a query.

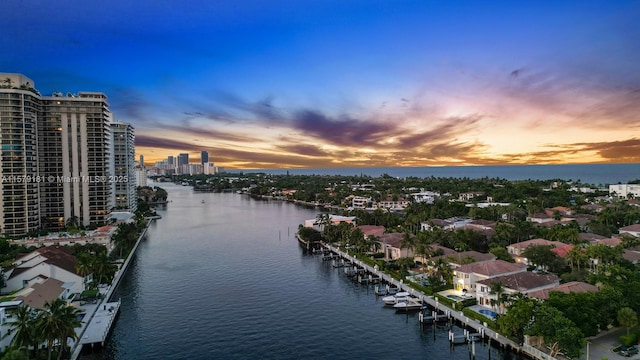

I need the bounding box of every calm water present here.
[234,163,640,185]
[98,183,519,360]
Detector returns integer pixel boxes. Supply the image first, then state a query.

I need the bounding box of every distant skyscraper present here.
[139,154,144,167]
[0,74,41,236]
[167,155,174,165]
[110,121,137,211]
[201,150,209,166]
[177,153,189,174]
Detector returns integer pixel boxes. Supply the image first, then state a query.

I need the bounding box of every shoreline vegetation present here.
[0,187,165,360]
[164,172,640,360]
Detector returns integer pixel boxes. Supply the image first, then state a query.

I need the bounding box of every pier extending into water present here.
[321,244,558,360]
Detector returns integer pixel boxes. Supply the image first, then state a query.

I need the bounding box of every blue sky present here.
[2,0,639,168]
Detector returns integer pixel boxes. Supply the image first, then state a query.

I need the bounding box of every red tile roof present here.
[379,232,405,248]
[357,225,385,238]
[455,260,526,277]
[476,271,559,292]
[528,281,599,300]
[551,244,574,258]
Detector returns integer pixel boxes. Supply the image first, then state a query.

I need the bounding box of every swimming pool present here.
[477,309,498,320]
[446,294,464,301]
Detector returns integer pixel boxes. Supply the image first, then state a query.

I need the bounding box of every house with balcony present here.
[376,197,410,211]
[452,260,527,294]
[351,196,372,209]
[475,272,560,311]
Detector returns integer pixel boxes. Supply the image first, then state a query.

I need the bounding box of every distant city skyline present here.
[2,1,639,169]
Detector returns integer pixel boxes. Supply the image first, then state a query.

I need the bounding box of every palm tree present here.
[400,231,416,258]
[315,213,331,232]
[10,306,37,359]
[489,281,506,314]
[36,299,82,360]
[75,254,93,287]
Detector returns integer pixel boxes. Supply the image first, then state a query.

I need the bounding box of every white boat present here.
[382,291,411,305]
[393,299,423,312]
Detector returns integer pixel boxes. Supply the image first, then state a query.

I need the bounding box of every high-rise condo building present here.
[39,91,112,229]
[1,72,129,236]
[0,74,41,236]
[110,121,137,211]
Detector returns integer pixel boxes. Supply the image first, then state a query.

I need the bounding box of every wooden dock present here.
[323,244,557,360]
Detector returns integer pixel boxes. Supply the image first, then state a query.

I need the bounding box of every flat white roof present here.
[0,300,24,307]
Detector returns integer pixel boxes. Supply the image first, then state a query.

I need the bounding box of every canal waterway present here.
[98,182,521,360]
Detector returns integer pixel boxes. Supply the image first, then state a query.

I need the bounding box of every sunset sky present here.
[2,0,639,169]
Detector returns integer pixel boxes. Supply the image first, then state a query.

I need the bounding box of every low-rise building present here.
[3,247,89,295]
[476,272,560,311]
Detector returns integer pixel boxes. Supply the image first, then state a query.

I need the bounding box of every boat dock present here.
[79,301,121,346]
[321,244,557,360]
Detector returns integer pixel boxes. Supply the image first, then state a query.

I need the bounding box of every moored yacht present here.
[382,292,411,305]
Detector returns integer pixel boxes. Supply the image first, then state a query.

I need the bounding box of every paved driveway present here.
[582,327,639,360]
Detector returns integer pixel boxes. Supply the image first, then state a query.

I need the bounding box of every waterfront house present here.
[14,278,72,310]
[475,272,560,312]
[357,225,385,239]
[527,281,599,300]
[378,232,413,260]
[452,260,527,293]
[427,251,496,269]
[303,215,356,229]
[351,196,372,209]
[3,247,89,295]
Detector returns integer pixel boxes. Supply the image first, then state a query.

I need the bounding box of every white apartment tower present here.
[39,91,112,229]
[110,121,137,211]
[0,74,41,236]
